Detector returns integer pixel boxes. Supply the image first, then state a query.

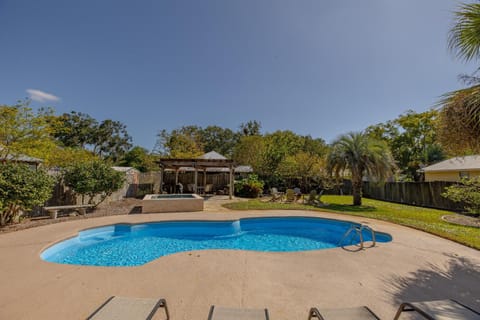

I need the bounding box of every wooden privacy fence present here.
[45,171,237,208]
[362,181,464,212]
[162,171,231,192]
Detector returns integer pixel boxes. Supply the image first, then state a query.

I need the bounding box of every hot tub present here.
[141,194,204,213]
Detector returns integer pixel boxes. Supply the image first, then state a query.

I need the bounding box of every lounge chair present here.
[208,306,269,320]
[393,299,480,320]
[284,189,296,203]
[204,184,214,194]
[87,296,169,320]
[268,188,284,202]
[305,190,324,206]
[308,306,380,320]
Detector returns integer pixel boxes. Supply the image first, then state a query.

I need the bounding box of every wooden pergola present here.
[157,158,236,199]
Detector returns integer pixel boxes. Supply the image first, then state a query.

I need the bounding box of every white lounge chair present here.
[393,299,480,320]
[268,188,284,202]
[87,296,169,320]
[308,306,380,320]
[208,306,269,320]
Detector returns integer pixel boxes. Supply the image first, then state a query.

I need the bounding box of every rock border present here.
[442,214,480,228]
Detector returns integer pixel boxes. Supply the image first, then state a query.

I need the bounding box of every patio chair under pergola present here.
[157,151,236,199]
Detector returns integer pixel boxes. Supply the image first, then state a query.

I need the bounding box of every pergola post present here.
[174,169,179,194]
[159,166,164,194]
[194,167,198,194]
[203,169,207,194]
[229,165,234,199]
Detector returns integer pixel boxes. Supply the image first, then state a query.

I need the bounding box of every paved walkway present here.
[0,206,478,319]
[203,195,248,211]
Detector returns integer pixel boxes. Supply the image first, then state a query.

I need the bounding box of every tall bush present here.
[62,161,124,205]
[0,163,55,226]
[442,178,480,216]
[234,174,265,198]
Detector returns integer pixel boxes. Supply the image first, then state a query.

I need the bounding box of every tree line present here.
[2,1,480,224]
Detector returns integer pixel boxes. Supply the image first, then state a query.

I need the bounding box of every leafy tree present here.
[62,161,125,205]
[48,147,98,168]
[154,126,204,158]
[0,163,55,226]
[239,120,262,136]
[442,177,480,216]
[327,132,395,206]
[302,135,329,156]
[118,146,157,172]
[48,111,97,149]
[259,130,304,178]
[234,174,265,198]
[277,152,325,191]
[200,125,238,157]
[93,119,132,161]
[366,110,444,180]
[49,111,132,161]
[155,124,242,158]
[232,135,266,171]
[0,101,57,163]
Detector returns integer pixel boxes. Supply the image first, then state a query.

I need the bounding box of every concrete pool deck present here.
[0,207,478,319]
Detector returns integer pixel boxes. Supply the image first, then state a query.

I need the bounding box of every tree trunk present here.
[0,213,5,227]
[352,177,363,206]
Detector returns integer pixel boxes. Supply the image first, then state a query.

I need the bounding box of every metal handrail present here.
[359,224,376,248]
[339,225,363,249]
[339,224,376,249]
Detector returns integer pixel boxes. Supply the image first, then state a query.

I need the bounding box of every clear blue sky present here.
[0,0,476,150]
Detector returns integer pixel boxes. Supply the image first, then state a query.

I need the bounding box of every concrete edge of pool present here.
[142,193,204,213]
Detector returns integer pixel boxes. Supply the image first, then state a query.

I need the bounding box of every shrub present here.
[62,161,125,206]
[442,178,480,216]
[0,163,55,226]
[234,174,265,198]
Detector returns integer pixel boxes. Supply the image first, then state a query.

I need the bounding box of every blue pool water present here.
[41,217,392,267]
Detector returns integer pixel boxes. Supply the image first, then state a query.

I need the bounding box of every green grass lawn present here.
[223,195,480,250]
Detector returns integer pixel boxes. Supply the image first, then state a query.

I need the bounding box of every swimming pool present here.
[41,217,392,267]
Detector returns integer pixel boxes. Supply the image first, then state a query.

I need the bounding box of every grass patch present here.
[224,195,480,250]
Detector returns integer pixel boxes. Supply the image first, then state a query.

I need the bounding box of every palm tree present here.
[327,132,395,206]
[438,2,480,152]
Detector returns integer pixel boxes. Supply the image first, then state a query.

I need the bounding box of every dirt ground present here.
[0,198,139,234]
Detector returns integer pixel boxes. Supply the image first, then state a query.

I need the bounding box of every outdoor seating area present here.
[86,297,480,320]
[266,187,303,203]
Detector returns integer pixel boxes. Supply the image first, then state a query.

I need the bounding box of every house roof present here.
[167,165,253,173]
[0,153,43,164]
[112,166,140,173]
[196,151,227,160]
[158,150,234,170]
[159,151,254,173]
[0,146,43,163]
[420,155,480,172]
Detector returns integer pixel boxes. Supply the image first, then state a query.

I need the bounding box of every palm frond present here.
[448,3,480,62]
